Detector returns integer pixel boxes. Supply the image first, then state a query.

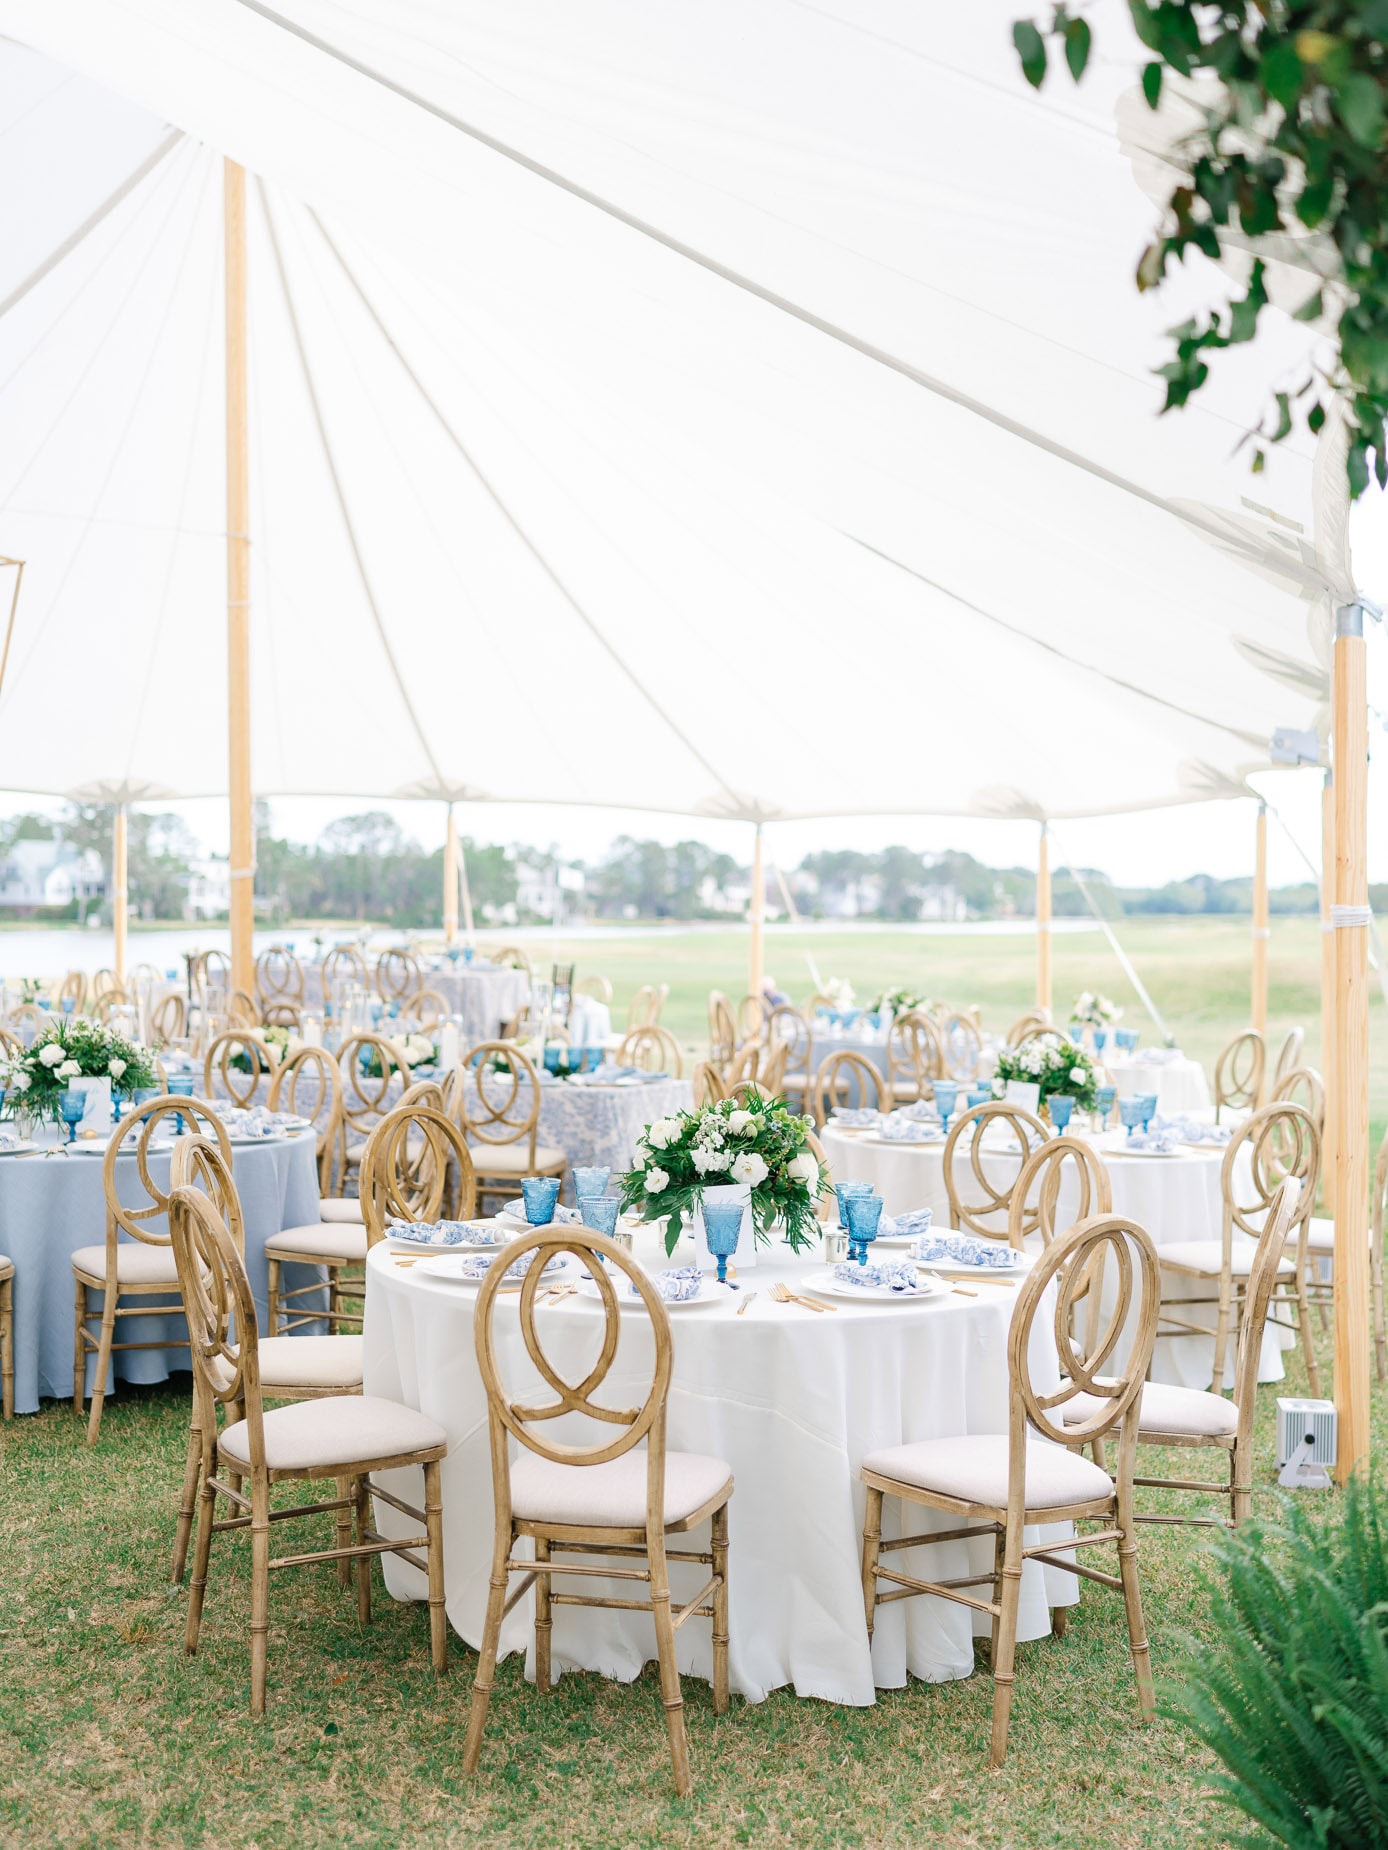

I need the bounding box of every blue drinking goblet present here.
[60,996,75,1016]
[1118,1096,1145,1140]
[1092,1028,1109,1056]
[573,1165,610,1203]
[834,1180,872,1229]
[1048,1093,1074,1132]
[1137,1092,1159,1132]
[579,1194,622,1239]
[701,1201,744,1286]
[1067,1024,1084,1045]
[166,1073,195,1135]
[543,1046,562,1075]
[59,1088,85,1144]
[463,945,475,964]
[967,1085,992,1109]
[932,1080,960,1130]
[1093,1084,1116,1129]
[843,1192,885,1266]
[520,1175,562,1225]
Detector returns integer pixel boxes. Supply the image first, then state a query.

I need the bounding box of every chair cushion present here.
[468,1142,567,1176]
[218,1394,446,1471]
[861,1434,1112,1510]
[210,1335,364,1394]
[0,1254,13,1280]
[319,1198,365,1224]
[1158,1238,1294,1277]
[1301,1215,1375,1255]
[264,1223,367,1262]
[71,1242,182,1286]
[1063,1380,1238,1439]
[509,1449,732,1528]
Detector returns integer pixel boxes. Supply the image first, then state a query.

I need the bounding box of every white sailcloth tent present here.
[0,0,1352,826]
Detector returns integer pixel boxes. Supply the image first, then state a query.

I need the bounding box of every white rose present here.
[691,1147,725,1175]
[726,1109,753,1136]
[265,1042,283,1067]
[1070,1067,1087,1086]
[730,1153,767,1186]
[57,1060,81,1080]
[11,1071,30,1092]
[644,1167,669,1193]
[108,1058,127,1080]
[38,1044,65,1068]
[647,1117,681,1150]
[787,1150,819,1188]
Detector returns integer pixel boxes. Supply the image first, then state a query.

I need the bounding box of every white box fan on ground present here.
[1276,1398,1337,1489]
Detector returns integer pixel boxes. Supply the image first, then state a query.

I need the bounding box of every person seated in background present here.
[761,974,792,1009]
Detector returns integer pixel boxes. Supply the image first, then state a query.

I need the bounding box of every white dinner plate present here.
[858,1131,943,1149]
[920,1256,1032,1279]
[802,1268,947,1303]
[412,1253,573,1285]
[573,1276,735,1311]
[226,1132,288,1146]
[0,1139,39,1156]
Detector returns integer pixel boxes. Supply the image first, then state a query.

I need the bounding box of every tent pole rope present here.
[1048,828,1172,1046]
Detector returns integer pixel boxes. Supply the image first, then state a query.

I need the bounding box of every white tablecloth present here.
[0,1130,322,1414]
[1108,1052,1211,1117]
[819,1125,1290,1392]
[362,1232,1078,1707]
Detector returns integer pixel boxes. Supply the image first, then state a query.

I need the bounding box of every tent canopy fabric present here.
[0,0,1354,823]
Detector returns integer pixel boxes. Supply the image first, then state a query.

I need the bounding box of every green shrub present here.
[1166,1474,1388,1848]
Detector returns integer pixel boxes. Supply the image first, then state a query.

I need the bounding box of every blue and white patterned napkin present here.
[911,1232,1017,1269]
[831,1261,927,1293]
[632,1266,704,1303]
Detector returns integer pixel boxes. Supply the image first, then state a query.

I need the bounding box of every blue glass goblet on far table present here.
[932,1081,959,1131]
[1047,1093,1074,1132]
[59,1088,85,1144]
[520,1175,562,1225]
[166,1073,195,1135]
[1118,1096,1145,1140]
[701,1200,744,1287]
[843,1192,884,1265]
[1093,1084,1115,1131]
[1137,1092,1159,1132]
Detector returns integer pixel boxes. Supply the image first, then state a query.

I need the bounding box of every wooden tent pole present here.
[1036,822,1052,1017]
[1251,800,1269,1080]
[749,823,765,1005]
[458,837,475,939]
[1332,602,1370,1482]
[1320,769,1337,1217]
[443,803,459,945]
[112,803,128,985]
[224,158,254,997]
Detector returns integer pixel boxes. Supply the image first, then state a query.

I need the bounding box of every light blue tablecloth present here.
[0,1131,322,1414]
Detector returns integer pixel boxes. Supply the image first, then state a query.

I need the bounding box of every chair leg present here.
[860,1486,883,1641]
[988,1513,1025,1768]
[1,1275,13,1420]
[354,1476,372,1625]
[335,1474,352,1590]
[171,1416,203,1584]
[1116,1509,1155,1724]
[463,1528,512,1775]
[423,1459,447,1677]
[648,1536,693,1797]
[265,1257,281,1338]
[249,1478,271,1718]
[85,1294,118,1444]
[1051,1604,1068,1640]
[989,1523,1008,1669]
[184,1468,217,1655]
[533,1536,553,1694]
[1230,1436,1250,1528]
[72,1275,87,1415]
[1209,1274,1234,1396]
[710,1501,730,1716]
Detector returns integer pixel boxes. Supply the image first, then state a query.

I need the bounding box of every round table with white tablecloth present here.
[469,1073,692,1197]
[1107,1050,1211,1118]
[819,1123,1291,1391]
[361,1230,1077,1706]
[0,1128,323,1414]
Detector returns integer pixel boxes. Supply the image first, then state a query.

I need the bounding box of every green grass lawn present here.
[2,1349,1383,1850]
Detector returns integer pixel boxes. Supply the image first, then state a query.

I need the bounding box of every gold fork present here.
[770,1280,833,1313]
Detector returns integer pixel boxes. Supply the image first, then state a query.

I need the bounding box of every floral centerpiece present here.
[229,1026,300,1073]
[869,986,930,1016]
[618,1091,828,1256]
[1071,991,1121,1029]
[0,1017,156,1125]
[363,1032,437,1077]
[993,1034,1098,1113]
[820,978,855,1010]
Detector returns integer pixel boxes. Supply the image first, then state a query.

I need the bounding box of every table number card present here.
[1003,1079,1041,1116]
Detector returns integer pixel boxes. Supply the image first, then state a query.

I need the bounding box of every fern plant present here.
[1165,1474,1388,1849]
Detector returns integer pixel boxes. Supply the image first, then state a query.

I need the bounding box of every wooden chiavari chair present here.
[692,1062,727,1106]
[616,1024,683,1078]
[376,948,421,1003]
[1005,1008,1051,1047]
[261,1002,302,1030]
[336,1033,414,1190]
[577,973,613,1005]
[1064,1179,1302,1531]
[887,1010,945,1104]
[735,994,769,1042]
[57,970,87,1013]
[493,945,533,979]
[269,1045,345,1195]
[943,1102,1050,1241]
[463,1221,732,1797]
[204,1029,274,1111]
[198,949,232,993]
[321,944,367,999]
[454,1042,567,1213]
[90,985,133,1024]
[74,1095,230,1443]
[1270,1026,1304,1097]
[90,968,119,1000]
[359,1102,477,1245]
[707,991,737,1067]
[1213,1028,1264,1122]
[757,1034,790,1095]
[810,1049,887,1128]
[860,1214,1159,1765]
[1156,1101,1317,1395]
[2,1003,45,1044]
[399,988,448,1032]
[170,1184,448,1716]
[1005,1135,1111,1254]
[255,944,305,1014]
[224,987,258,1028]
[938,1010,983,1081]
[150,991,187,1047]
[763,1006,812,1112]
[1272,1063,1324,1136]
[168,1135,365,1584]
[627,983,660,1030]
[723,1041,761,1092]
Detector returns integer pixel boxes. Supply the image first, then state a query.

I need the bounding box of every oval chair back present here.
[255,944,304,1011]
[359,1103,477,1246]
[337,1033,414,1152]
[887,1010,944,1102]
[617,1024,683,1078]
[270,1045,345,1194]
[692,1061,726,1107]
[103,1096,232,1256]
[1272,1063,1324,1137]
[171,1132,246,1256]
[810,1049,887,1127]
[375,948,421,1002]
[943,1101,1049,1240]
[1271,1026,1305,1095]
[151,992,187,1047]
[938,1011,983,1081]
[1214,1029,1265,1120]
[707,991,737,1066]
[455,1042,543,1166]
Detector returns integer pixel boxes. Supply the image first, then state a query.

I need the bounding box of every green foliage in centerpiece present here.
[869,986,932,1016]
[618,1091,828,1256]
[228,1026,297,1074]
[0,1016,157,1123]
[993,1034,1098,1112]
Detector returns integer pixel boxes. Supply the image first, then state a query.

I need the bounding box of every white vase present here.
[693,1180,756,1273]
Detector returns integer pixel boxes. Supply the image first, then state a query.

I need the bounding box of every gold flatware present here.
[737,1291,757,1316]
[770,1281,833,1313]
[951,1285,979,1298]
